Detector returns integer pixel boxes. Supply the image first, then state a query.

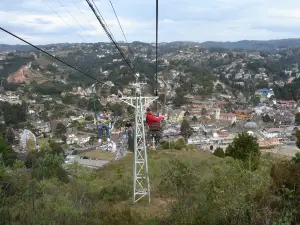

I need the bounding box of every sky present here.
[1,0,300,45]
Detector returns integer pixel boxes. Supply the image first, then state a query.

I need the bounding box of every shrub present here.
[226,132,260,170]
[160,138,187,150]
[213,147,225,158]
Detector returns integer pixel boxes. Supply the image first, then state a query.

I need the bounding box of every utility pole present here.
[120,73,157,203]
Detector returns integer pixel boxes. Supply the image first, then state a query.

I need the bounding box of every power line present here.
[91,0,116,43]
[0,27,106,85]
[86,0,135,74]
[41,0,87,42]
[91,0,135,70]
[108,0,135,58]
[155,0,159,96]
[71,0,103,41]
[56,0,93,42]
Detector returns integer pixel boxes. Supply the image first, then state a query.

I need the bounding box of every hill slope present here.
[201,39,300,52]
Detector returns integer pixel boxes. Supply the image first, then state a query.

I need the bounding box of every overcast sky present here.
[1,0,300,45]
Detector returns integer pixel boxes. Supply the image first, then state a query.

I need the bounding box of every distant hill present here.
[2,38,300,53]
[201,39,300,52]
[0,43,74,53]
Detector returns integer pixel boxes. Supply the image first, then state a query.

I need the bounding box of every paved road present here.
[263,145,300,157]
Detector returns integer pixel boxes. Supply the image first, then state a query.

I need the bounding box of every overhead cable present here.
[108,0,135,58]
[56,0,94,41]
[86,0,135,74]
[155,0,159,96]
[91,0,116,42]
[41,0,87,42]
[71,0,103,41]
[0,27,106,85]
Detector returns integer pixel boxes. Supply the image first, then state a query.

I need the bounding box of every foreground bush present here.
[160,138,190,150]
[213,147,225,158]
[226,132,260,170]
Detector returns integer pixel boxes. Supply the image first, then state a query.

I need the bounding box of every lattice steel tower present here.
[120,73,157,203]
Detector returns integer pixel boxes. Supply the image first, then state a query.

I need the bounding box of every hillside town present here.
[0,41,300,162]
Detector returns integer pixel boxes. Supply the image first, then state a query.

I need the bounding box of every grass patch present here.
[38,137,50,146]
[79,150,115,161]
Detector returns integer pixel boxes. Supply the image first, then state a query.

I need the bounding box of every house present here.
[261,128,285,138]
[244,74,251,79]
[70,115,84,121]
[278,100,296,108]
[215,109,237,124]
[67,134,78,145]
[235,73,243,80]
[258,138,281,149]
[66,134,90,145]
[32,121,51,134]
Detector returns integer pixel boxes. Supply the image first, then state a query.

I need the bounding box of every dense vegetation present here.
[0,133,300,224]
[0,54,35,78]
[0,101,27,126]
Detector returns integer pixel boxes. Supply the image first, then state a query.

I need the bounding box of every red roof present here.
[278,100,296,104]
[220,113,235,117]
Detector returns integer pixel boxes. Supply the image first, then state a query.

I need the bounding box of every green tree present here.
[295,112,300,126]
[66,110,76,118]
[87,98,103,112]
[61,135,67,144]
[89,136,97,144]
[214,147,225,158]
[109,103,123,117]
[184,111,190,116]
[127,106,134,115]
[31,152,68,182]
[48,140,64,156]
[225,132,260,170]
[6,128,15,145]
[40,110,49,121]
[256,80,269,89]
[201,108,207,116]
[55,123,67,138]
[192,116,197,123]
[292,152,300,164]
[262,114,272,123]
[215,83,223,92]
[44,101,51,110]
[296,130,300,149]
[77,98,88,108]
[180,119,193,141]
[85,115,94,121]
[174,88,188,107]
[251,95,261,106]
[0,136,17,166]
[46,64,58,73]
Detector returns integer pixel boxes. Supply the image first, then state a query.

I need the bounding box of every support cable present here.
[108,0,135,58]
[71,0,104,41]
[41,0,87,42]
[91,0,117,42]
[56,0,94,41]
[0,27,106,85]
[86,0,136,74]
[155,0,159,96]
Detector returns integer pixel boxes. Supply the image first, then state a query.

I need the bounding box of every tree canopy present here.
[0,136,17,167]
[225,132,260,170]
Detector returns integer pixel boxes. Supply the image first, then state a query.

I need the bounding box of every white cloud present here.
[1,0,300,44]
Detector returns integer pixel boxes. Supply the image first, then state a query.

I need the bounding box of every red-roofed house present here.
[215,109,237,124]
